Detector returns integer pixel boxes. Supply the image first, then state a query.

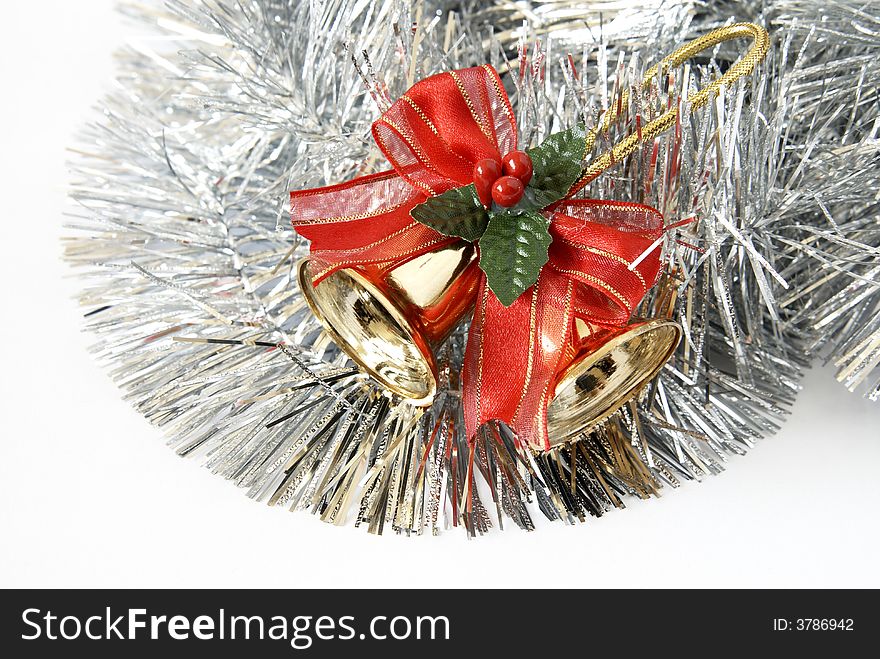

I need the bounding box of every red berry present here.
[502,150,533,185]
[491,175,524,208]
[473,158,502,207]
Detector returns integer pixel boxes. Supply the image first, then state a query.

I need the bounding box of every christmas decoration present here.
[291,23,767,454]
[66,0,880,536]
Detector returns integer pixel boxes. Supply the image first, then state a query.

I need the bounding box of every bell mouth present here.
[545,319,682,448]
[297,260,437,406]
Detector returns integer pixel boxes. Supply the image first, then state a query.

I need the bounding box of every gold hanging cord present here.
[570,22,770,195]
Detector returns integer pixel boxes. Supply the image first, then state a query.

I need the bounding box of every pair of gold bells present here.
[298,245,679,448]
[296,24,770,450]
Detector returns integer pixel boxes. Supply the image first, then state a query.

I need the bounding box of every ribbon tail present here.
[290,170,456,283]
[462,269,575,452]
[306,221,458,284]
[548,201,666,325]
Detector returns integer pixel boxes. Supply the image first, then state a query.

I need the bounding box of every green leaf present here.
[520,125,586,211]
[410,183,489,242]
[478,210,552,307]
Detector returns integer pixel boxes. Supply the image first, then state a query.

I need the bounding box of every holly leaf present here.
[410,184,489,242]
[478,210,552,307]
[520,124,586,211]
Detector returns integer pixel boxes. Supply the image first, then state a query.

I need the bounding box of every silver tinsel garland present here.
[65,0,880,535]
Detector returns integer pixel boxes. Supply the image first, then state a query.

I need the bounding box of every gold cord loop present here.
[569,22,770,196]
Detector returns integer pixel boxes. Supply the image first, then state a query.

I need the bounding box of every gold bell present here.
[297,242,480,406]
[545,317,682,448]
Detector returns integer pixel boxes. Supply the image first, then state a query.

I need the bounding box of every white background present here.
[1,1,878,589]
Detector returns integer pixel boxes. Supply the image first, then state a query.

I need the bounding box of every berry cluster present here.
[472,151,534,209]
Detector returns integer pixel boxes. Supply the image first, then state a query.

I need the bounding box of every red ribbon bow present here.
[291,65,664,451]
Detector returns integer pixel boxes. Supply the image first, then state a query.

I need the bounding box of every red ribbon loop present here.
[373,65,517,196]
[290,65,667,451]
